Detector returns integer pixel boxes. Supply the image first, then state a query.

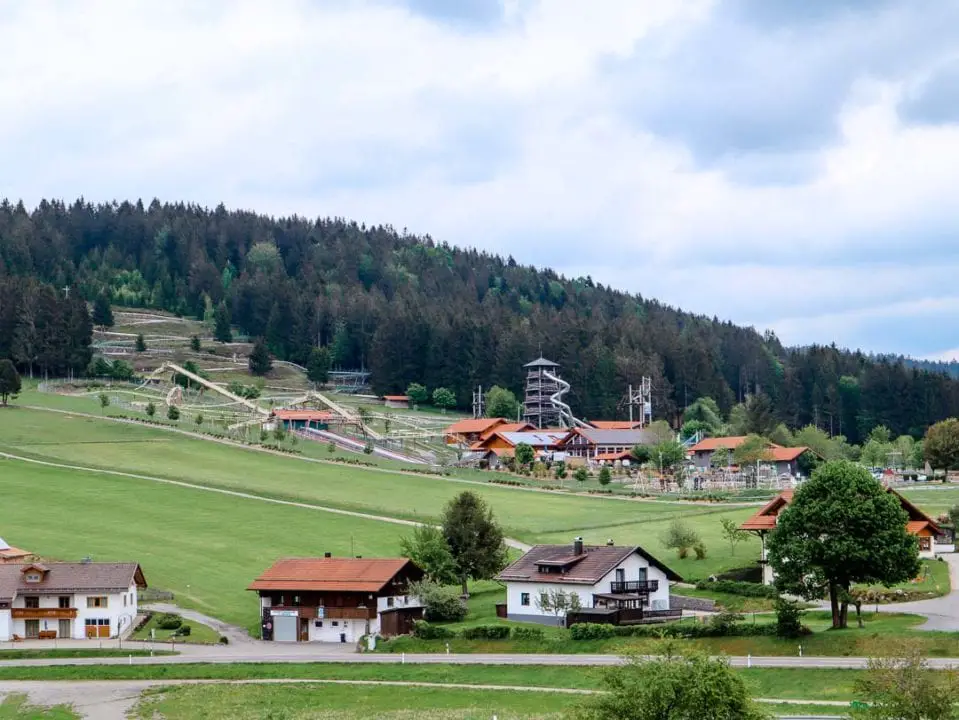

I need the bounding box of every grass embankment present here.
[0,649,168,660]
[0,694,78,720]
[0,404,764,581]
[132,615,222,644]
[381,610,959,657]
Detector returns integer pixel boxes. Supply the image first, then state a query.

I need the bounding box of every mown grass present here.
[0,662,875,703]
[0,458,408,630]
[132,683,576,720]
[0,694,78,720]
[132,614,222,644]
[0,649,168,659]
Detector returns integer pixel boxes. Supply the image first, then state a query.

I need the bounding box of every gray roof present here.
[569,428,658,445]
[499,431,568,447]
[497,544,682,585]
[524,357,560,368]
[0,563,146,602]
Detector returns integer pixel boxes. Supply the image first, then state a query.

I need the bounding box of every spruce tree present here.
[91,291,114,328]
[248,338,273,376]
[213,302,232,343]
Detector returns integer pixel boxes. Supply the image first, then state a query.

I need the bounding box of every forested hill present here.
[1,198,956,443]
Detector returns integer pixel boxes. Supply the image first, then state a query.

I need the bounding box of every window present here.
[58,596,71,609]
[314,620,323,628]
[124,595,128,607]
[520,592,530,607]
[84,619,109,627]
[331,621,339,627]
[25,573,41,583]
[387,597,394,608]
[293,595,301,606]
[24,596,39,609]
[86,596,108,609]
[919,536,932,551]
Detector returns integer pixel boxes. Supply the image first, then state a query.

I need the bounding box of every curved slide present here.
[541,370,589,429]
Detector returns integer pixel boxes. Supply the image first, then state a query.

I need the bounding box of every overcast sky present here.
[3,1,958,359]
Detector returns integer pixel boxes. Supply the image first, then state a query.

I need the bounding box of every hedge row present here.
[412,621,544,641]
[569,620,780,641]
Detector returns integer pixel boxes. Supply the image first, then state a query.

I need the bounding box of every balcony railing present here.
[609,580,659,595]
[12,608,77,620]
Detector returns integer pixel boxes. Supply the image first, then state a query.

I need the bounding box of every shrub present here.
[218,635,229,645]
[167,405,180,421]
[708,610,746,636]
[410,581,468,622]
[775,597,805,638]
[155,613,182,630]
[176,624,192,637]
[460,625,511,640]
[511,626,545,640]
[412,620,455,639]
[693,542,707,560]
[662,520,701,559]
[569,623,615,640]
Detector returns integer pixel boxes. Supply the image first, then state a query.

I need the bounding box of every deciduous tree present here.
[306,346,331,384]
[768,461,920,629]
[441,491,508,596]
[0,359,21,405]
[514,442,534,468]
[924,418,959,471]
[852,646,959,720]
[400,524,458,586]
[432,387,456,410]
[485,385,520,420]
[720,518,748,556]
[406,383,429,406]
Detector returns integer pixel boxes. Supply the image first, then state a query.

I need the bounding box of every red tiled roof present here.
[383,395,409,401]
[689,436,748,452]
[273,409,334,421]
[445,418,505,435]
[594,451,634,461]
[248,557,416,593]
[739,490,794,531]
[906,520,933,534]
[767,446,809,462]
[589,421,642,430]
[481,422,533,439]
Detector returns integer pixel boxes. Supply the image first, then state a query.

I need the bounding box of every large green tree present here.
[924,418,959,470]
[578,651,769,720]
[399,524,458,586]
[767,461,920,628]
[248,338,273,376]
[306,346,331,384]
[213,301,233,343]
[732,434,772,466]
[441,491,508,596]
[485,385,520,420]
[91,290,114,328]
[0,359,22,405]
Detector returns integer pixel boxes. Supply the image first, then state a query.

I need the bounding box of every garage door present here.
[273,615,298,642]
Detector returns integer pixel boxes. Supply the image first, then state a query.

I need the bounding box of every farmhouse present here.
[0,538,33,564]
[249,556,424,643]
[471,429,568,466]
[496,538,681,626]
[0,562,146,641]
[383,395,410,410]
[688,436,816,475]
[688,436,755,467]
[444,418,507,445]
[741,487,945,585]
[557,428,657,463]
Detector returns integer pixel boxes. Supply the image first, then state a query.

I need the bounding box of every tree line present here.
[3,197,959,442]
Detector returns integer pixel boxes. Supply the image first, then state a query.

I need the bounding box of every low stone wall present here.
[670,594,716,613]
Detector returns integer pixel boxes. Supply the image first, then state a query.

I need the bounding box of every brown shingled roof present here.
[0,563,146,602]
[445,418,505,436]
[248,557,419,593]
[496,544,681,585]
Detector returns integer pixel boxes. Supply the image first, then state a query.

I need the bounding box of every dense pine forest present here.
[0,197,957,444]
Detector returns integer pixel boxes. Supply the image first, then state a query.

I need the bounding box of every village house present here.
[688,436,756,468]
[495,538,681,626]
[557,428,657,464]
[249,556,424,643]
[444,418,507,446]
[0,538,34,564]
[688,436,815,475]
[0,562,146,641]
[383,395,410,410]
[741,487,945,585]
[471,429,568,466]
[588,421,645,430]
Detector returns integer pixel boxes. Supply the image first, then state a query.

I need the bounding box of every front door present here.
[58,619,71,639]
[24,620,40,639]
[615,568,625,584]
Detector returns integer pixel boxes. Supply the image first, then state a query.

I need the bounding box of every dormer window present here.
[25,573,41,583]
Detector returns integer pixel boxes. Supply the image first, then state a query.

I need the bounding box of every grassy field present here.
[0,405,763,581]
[0,695,78,720]
[0,459,408,631]
[0,649,167,660]
[133,614,223,644]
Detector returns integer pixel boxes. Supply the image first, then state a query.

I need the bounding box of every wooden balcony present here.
[321,606,375,620]
[609,580,659,594]
[12,608,77,620]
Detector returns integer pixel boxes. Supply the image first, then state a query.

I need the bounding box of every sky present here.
[3,0,959,359]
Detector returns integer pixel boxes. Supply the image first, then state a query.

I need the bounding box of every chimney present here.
[573,537,583,556]
[324,552,332,558]
[606,539,614,547]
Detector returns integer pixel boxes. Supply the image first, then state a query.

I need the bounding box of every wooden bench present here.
[38,630,57,640]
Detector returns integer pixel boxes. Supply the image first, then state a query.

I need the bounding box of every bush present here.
[167,405,180,421]
[569,623,615,640]
[410,581,468,622]
[460,625,511,640]
[511,626,545,640]
[694,580,778,599]
[176,624,192,637]
[775,597,804,638]
[693,542,707,560]
[708,610,745,636]
[412,620,455,639]
[218,635,229,645]
[155,613,182,630]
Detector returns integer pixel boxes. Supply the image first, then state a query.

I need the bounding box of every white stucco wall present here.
[5,584,138,640]
[308,616,369,643]
[0,610,9,641]
[505,550,672,622]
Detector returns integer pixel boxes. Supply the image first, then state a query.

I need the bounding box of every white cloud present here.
[1,0,958,356]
